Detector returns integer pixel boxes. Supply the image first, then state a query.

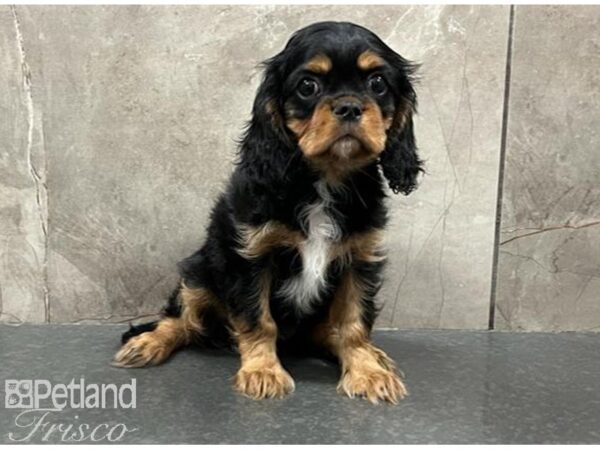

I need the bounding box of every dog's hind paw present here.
[112,332,174,368]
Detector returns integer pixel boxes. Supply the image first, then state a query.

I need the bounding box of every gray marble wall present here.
[0,6,597,331]
[495,6,600,331]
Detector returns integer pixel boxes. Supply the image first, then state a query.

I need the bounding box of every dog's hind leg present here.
[112,282,217,368]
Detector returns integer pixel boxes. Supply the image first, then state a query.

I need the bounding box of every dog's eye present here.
[297,78,320,99]
[368,75,388,96]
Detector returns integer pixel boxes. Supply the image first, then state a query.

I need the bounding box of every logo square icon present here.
[4,380,33,409]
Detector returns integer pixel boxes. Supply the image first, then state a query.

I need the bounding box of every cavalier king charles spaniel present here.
[114,21,422,404]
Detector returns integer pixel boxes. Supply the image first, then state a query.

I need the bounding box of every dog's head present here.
[251,21,422,194]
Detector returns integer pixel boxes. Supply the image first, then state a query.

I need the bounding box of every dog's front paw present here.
[234,364,295,399]
[112,333,173,368]
[338,366,407,404]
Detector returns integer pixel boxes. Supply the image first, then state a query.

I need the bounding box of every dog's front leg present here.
[313,268,407,404]
[230,273,294,400]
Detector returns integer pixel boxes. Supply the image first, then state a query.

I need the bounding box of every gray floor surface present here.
[1,324,599,444]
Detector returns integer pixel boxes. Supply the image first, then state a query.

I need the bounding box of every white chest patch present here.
[278,181,341,313]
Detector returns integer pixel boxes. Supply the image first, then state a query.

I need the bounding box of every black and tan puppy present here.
[113,21,422,404]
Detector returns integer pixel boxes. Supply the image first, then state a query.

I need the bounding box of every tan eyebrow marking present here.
[357,50,384,71]
[305,53,332,74]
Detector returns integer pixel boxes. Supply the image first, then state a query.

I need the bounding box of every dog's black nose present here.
[333,99,363,122]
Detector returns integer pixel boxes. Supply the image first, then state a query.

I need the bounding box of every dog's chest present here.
[278,182,341,313]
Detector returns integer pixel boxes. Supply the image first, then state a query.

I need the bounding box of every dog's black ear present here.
[249,52,290,144]
[238,51,299,187]
[379,59,423,195]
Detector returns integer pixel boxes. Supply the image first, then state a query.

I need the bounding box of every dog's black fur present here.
[117,21,422,402]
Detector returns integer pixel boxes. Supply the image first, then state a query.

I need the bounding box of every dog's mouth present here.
[306,130,381,185]
[325,116,388,160]
[329,135,364,159]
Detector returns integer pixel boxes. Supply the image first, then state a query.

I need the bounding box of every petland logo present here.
[5,378,136,410]
[4,378,138,442]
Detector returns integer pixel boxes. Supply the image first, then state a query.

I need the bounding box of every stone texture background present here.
[495,6,600,331]
[0,6,597,331]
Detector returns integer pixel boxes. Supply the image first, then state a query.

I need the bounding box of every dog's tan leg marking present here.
[331,229,386,266]
[112,284,213,368]
[237,221,304,259]
[313,271,407,404]
[231,274,294,399]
